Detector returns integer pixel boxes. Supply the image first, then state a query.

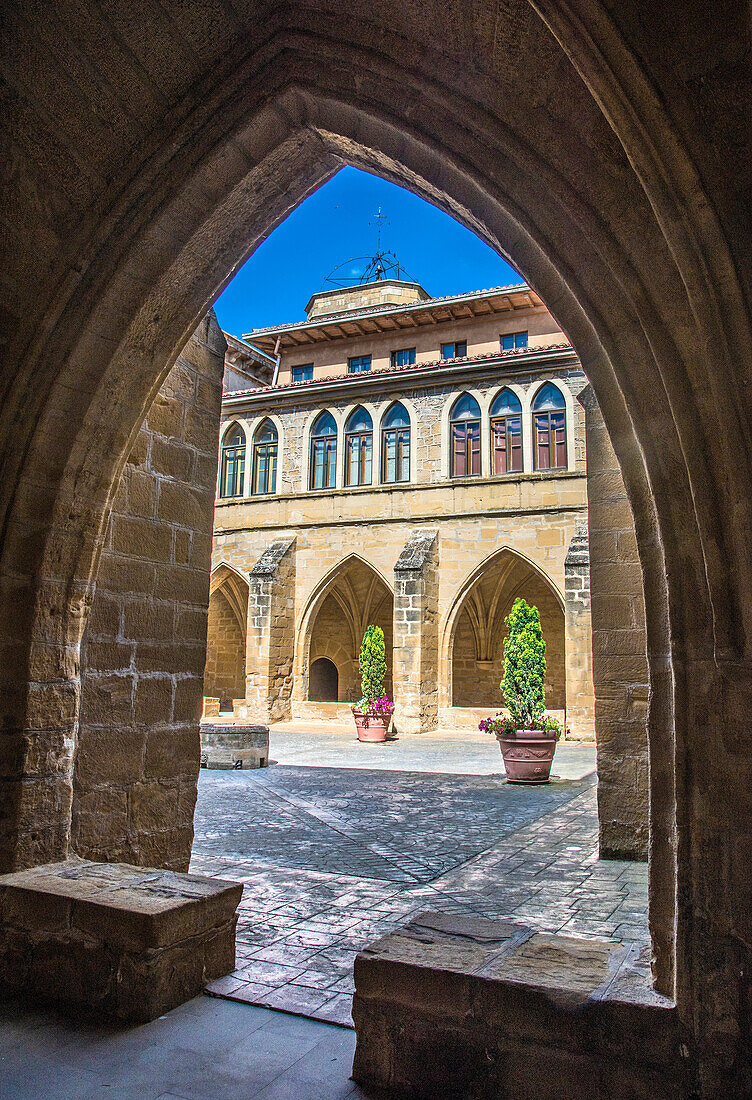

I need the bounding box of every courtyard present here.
[191,726,649,1027]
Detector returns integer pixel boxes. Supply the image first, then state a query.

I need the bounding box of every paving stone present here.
[191,733,648,1028]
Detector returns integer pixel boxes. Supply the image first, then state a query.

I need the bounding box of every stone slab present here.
[0,856,243,1023]
[351,912,681,1099]
[200,723,269,769]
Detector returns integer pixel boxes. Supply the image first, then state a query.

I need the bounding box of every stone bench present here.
[352,913,681,1100]
[200,722,269,769]
[0,857,242,1023]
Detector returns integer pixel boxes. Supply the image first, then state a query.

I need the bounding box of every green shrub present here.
[501,598,546,728]
[359,624,387,701]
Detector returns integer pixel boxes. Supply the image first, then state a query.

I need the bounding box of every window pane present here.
[351,436,361,485]
[492,419,507,474]
[362,435,372,484]
[292,364,313,382]
[469,420,480,475]
[553,412,567,467]
[400,431,410,481]
[391,347,416,367]
[384,430,396,483]
[452,423,466,476]
[451,393,482,420]
[533,383,566,412]
[326,439,336,487]
[535,414,551,469]
[312,439,324,488]
[268,445,277,492]
[456,341,467,357]
[514,331,528,348]
[441,342,453,360]
[509,417,522,472]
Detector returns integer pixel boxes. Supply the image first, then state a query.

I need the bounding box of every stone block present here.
[0,857,242,1023]
[352,913,680,1099]
[200,722,269,768]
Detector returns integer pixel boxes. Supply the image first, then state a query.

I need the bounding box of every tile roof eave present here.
[221,342,577,402]
[240,281,536,341]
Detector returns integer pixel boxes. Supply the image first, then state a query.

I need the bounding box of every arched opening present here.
[219,422,246,498]
[450,551,564,717]
[304,556,394,709]
[309,410,338,489]
[449,392,482,477]
[251,417,278,495]
[344,406,373,487]
[380,401,411,483]
[309,657,339,702]
[204,565,249,712]
[532,382,567,470]
[16,12,752,1078]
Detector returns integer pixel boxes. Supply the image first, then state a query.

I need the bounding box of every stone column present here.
[240,536,296,723]
[564,526,596,741]
[392,529,439,734]
[578,386,649,860]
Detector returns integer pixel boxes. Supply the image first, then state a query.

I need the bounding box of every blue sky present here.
[214,166,520,336]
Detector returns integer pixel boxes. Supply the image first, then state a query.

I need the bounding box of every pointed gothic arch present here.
[296,554,394,705]
[205,563,249,709]
[441,547,566,714]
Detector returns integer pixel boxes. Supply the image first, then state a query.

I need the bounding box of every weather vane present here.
[322,208,417,289]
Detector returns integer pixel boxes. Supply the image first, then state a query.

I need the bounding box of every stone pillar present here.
[240,536,296,723]
[392,529,439,734]
[578,386,649,860]
[564,526,596,740]
[72,313,225,872]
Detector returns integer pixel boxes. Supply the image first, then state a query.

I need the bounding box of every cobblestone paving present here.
[191,731,649,1027]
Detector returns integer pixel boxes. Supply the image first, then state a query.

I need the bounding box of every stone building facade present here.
[206,281,598,738]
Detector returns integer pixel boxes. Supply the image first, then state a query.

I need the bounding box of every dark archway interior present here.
[309,657,339,702]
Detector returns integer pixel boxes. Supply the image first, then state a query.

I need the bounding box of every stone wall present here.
[564,527,596,741]
[579,388,649,859]
[204,589,245,708]
[393,530,439,734]
[242,537,297,722]
[71,316,225,871]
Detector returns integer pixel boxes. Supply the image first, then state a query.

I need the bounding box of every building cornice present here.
[241,282,544,352]
[221,344,580,413]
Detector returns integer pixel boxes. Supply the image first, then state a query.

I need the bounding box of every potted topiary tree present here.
[478,597,562,783]
[351,624,394,742]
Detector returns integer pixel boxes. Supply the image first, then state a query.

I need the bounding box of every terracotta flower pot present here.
[353,709,392,742]
[497,729,557,783]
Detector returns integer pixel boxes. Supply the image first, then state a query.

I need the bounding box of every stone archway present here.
[205,565,250,710]
[302,556,394,712]
[4,5,752,1083]
[449,550,565,718]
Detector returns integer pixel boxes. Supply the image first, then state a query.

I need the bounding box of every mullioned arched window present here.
[532,383,567,470]
[219,423,245,498]
[450,393,481,477]
[309,411,338,489]
[251,418,278,495]
[490,389,523,474]
[381,402,410,484]
[345,406,373,487]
